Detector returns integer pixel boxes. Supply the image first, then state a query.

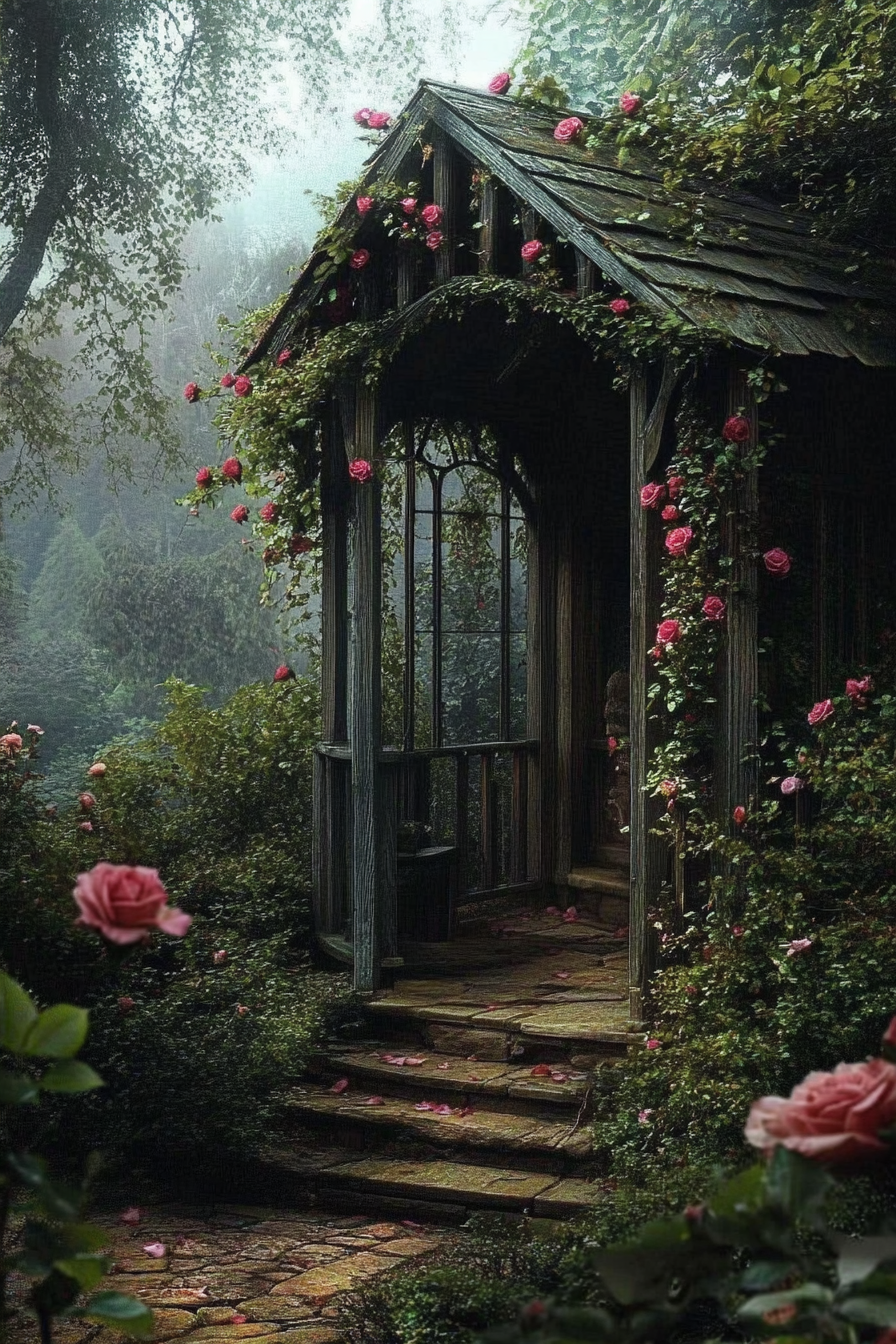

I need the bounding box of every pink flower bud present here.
[213,949,228,965]
[619,92,643,115]
[356,196,375,215]
[195,466,213,489]
[722,415,751,443]
[609,297,631,314]
[220,372,236,388]
[221,456,243,483]
[733,805,747,825]
[183,382,200,402]
[521,239,544,263]
[233,375,252,397]
[118,996,135,1014]
[79,792,96,811]
[258,501,279,524]
[350,249,370,270]
[488,72,512,95]
[88,762,107,777]
[275,349,293,367]
[273,664,295,683]
[230,504,249,524]
[400,197,417,214]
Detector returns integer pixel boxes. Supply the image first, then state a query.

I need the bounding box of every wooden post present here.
[576,252,596,297]
[321,406,349,745]
[478,176,498,274]
[554,511,574,886]
[629,368,675,1022]
[432,127,464,283]
[350,386,385,992]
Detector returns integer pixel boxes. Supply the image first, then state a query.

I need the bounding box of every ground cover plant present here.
[0,676,351,1177]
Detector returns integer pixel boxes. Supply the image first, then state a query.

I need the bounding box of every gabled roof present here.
[251,79,896,367]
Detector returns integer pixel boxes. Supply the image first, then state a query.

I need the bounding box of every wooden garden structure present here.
[248,81,896,1015]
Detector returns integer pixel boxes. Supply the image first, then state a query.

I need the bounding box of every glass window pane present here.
[441,634,500,745]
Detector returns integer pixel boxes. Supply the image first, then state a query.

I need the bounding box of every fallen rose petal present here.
[531,1064,552,1077]
[362,1096,385,1106]
[404,1057,427,1066]
[330,1078,350,1094]
[467,1055,479,1061]
[414,1101,435,1111]
[553,971,571,980]
[434,1104,454,1115]
[484,1004,500,1011]
[143,1242,166,1258]
[550,1072,569,1083]
[401,1219,425,1230]
[437,1062,451,1070]
[231,1316,248,1325]
[381,1055,406,1066]
[119,1207,142,1225]
[545,905,560,915]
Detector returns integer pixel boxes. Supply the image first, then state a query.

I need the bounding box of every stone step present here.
[311,1047,590,1108]
[282,1084,593,1162]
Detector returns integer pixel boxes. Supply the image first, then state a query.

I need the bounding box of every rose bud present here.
[619,91,642,115]
[733,806,747,825]
[488,72,512,95]
[220,372,236,388]
[356,196,375,215]
[521,239,544,263]
[233,375,252,397]
[230,504,249,524]
[195,466,213,488]
[553,116,584,142]
[350,249,371,270]
[88,762,107,777]
[78,821,94,833]
[221,456,243,483]
[722,415,751,443]
[118,996,136,1014]
[609,297,631,314]
[275,349,292,367]
[79,791,97,810]
[213,950,228,965]
[258,501,279,523]
[273,664,295,683]
[183,382,200,402]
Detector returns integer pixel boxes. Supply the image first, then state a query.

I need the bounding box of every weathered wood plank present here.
[554,511,574,886]
[433,126,465,284]
[511,747,529,884]
[480,753,497,890]
[576,251,596,297]
[455,752,470,899]
[321,407,349,743]
[478,175,498,274]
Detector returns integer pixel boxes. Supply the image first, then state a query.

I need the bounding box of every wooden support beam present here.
[629,368,673,1023]
[478,176,498,274]
[321,407,349,744]
[432,127,464,283]
[576,252,596,297]
[554,512,574,886]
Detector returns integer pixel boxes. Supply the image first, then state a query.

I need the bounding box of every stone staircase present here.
[257,907,638,1222]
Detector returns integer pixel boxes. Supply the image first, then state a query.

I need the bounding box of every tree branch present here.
[0,144,73,341]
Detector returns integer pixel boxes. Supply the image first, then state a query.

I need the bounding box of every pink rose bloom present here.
[118,996,135,1014]
[553,116,585,143]
[763,547,791,576]
[230,504,249,524]
[221,456,242,483]
[785,938,813,957]
[79,792,96,811]
[183,382,200,402]
[356,196,374,215]
[488,72,512,94]
[220,372,236,388]
[808,698,835,727]
[780,776,804,795]
[665,526,693,557]
[421,204,443,228]
[195,466,213,488]
[608,736,618,754]
[233,375,252,397]
[722,415,751,443]
[368,111,391,129]
[646,1039,661,1050]
[667,475,685,499]
[846,675,873,701]
[353,108,371,125]
[273,664,295,683]
[609,298,631,314]
[702,595,726,621]
[275,349,292,367]
[619,91,643,115]
[521,240,544,263]
[400,197,417,215]
[119,1207,142,1226]
[661,504,679,522]
[88,762,106,777]
[425,230,444,251]
[143,1243,166,1259]
[258,501,278,524]
[733,805,747,825]
[0,733,23,754]
[27,724,44,735]
[656,618,681,646]
[73,863,192,945]
[732,925,745,937]
[746,1056,896,1164]
[350,249,370,270]
[640,481,665,509]
[658,779,678,798]
[638,1108,654,1123]
[349,458,374,482]
[213,950,228,965]
[289,534,314,556]
[78,821,93,833]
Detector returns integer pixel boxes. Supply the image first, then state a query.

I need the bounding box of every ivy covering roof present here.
[253,79,896,366]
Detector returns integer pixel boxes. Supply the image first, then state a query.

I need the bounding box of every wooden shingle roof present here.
[252,79,896,366]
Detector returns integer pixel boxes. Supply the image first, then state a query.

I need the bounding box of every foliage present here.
[595,686,896,1178]
[0,679,352,1172]
[0,970,152,1340]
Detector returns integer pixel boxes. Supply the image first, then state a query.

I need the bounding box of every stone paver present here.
[4,1203,455,1344]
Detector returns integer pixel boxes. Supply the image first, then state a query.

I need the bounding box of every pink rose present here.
[356,196,374,215]
[609,298,631,314]
[846,675,873,702]
[733,805,746,825]
[73,863,192,945]
[143,1243,166,1259]
[619,91,642,115]
[230,504,249,524]
[661,505,679,522]
[722,415,751,443]
[780,776,804,795]
[808,699,834,727]
[646,1038,661,1050]
[349,458,373,483]
[350,249,370,270]
[658,779,678,798]
[273,664,295,683]
[220,372,236,388]
[702,595,726,621]
[421,204,443,228]
[656,618,682,646]
[763,547,791,576]
[732,925,745,937]
[367,112,391,129]
[259,501,278,523]
[0,733,23,754]
[183,382,200,402]
[236,1004,249,1017]
[353,108,371,125]
[521,240,544,263]
[665,526,693,557]
[289,534,313,556]
[488,72,511,94]
[118,996,135,1014]
[78,821,93,833]
[275,349,292,367]
[425,230,444,251]
[608,736,618,754]
[221,456,242,483]
[233,375,252,397]
[638,1108,654,1123]
[785,938,813,957]
[79,791,96,811]
[213,950,228,965]
[88,762,106,777]
[119,1207,142,1226]
[553,116,584,143]
[400,197,417,215]
[640,482,665,509]
[745,1056,896,1164]
[195,466,213,489]
[667,475,685,499]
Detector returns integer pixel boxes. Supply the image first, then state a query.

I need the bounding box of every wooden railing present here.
[312,739,539,944]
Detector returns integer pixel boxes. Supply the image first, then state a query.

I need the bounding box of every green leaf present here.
[0,972,39,1052]
[763,1146,832,1224]
[0,1067,40,1105]
[839,1295,896,1328]
[21,1004,89,1059]
[710,1162,765,1217]
[835,1235,896,1288]
[55,1255,109,1292]
[40,1060,105,1093]
[6,1154,82,1220]
[739,1284,833,1319]
[79,1292,154,1337]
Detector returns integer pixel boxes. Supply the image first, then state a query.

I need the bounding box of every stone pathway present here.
[5,1204,455,1344]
